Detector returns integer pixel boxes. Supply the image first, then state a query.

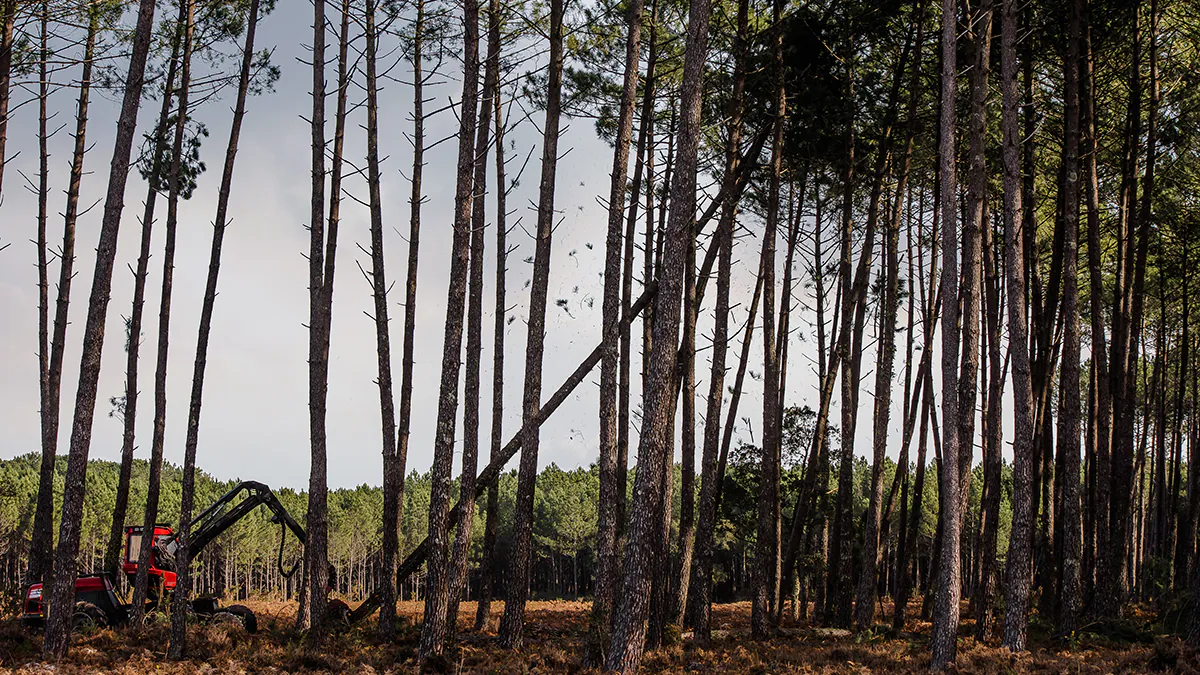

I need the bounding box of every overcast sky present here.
[0,2,952,491]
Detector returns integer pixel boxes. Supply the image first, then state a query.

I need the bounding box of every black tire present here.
[191,596,220,616]
[219,604,258,634]
[72,601,108,632]
[327,599,351,629]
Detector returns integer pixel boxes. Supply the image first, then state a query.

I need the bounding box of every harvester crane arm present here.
[172,481,306,557]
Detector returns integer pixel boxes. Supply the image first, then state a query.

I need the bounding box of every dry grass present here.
[0,599,1185,673]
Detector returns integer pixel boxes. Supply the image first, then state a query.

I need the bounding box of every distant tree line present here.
[2,403,1015,617]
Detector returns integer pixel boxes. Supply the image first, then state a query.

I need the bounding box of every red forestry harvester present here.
[21,481,306,634]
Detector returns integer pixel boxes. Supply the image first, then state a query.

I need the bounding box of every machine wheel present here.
[72,601,108,632]
[327,599,351,629]
[213,604,258,634]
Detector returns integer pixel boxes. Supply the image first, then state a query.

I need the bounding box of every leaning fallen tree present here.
[348,118,773,625]
[349,283,657,623]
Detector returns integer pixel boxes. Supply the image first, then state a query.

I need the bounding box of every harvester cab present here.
[122,524,177,599]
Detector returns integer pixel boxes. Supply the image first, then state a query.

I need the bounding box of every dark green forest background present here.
[0,406,1009,612]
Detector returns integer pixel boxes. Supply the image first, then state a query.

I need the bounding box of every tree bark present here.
[160,3,198,645]
[418,0,480,654]
[29,0,53,589]
[1081,13,1110,609]
[673,214,699,634]
[364,0,400,639]
[32,1,101,590]
[132,9,189,624]
[958,0,992,514]
[1096,4,1143,620]
[447,2,499,635]
[385,0,426,635]
[475,9,506,629]
[1000,0,1037,648]
[829,36,861,630]
[930,0,961,663]
[497,0,563,647]
[975,194,1004,639]
[752,0,785,636]
[1055,0,1084,635]
[43,0,158,654]
[605,0,713,666]
[1128,0,1159,601]
[299,0,336,637]
[593,0,645,654]
[956,0,993,621]
[687,0,745,627]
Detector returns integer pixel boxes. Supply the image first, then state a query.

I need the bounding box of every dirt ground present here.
[0,599,1189,673]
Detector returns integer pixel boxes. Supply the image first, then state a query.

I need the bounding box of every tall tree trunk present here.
[43,0,151,653]
[447,2,499,635]
[895,180,938,630]
[957,0,992,528]
[497,0,562,647]
[593,0,645,654]
[959,0,990,612]
[854,7,924,629]
[772,175,807,627]
[1000,0,1037,648]
[752,0,786,636]
[1055,0,1084,635]
[170,0,259,656]
[1174,240,1195,588]
[1129,0,1159,599]
[1096,4,1143,620]
[475,7,506,629]
[605,0,713,666]
[855,152,902,631]
[302,0,331,629]
[1081,12,1110,610]
[975,196,1004,639]
[364,0,401,639]
[417,0,480,647]
[617,7,657,589]
[132,9,189,623]
[688,0,745,631]
[300,0,335,637]
[30,0,53,589]
[156,0,197,636]
[930,0,962,663]
[673,220,699,633]
[386,0,426,635]
[615,2,659,559]
[32,1,101,590]
[829,33,860,630]
[646,407,675,649]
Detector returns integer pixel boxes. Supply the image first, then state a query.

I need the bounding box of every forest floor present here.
[0,598,1192,673]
